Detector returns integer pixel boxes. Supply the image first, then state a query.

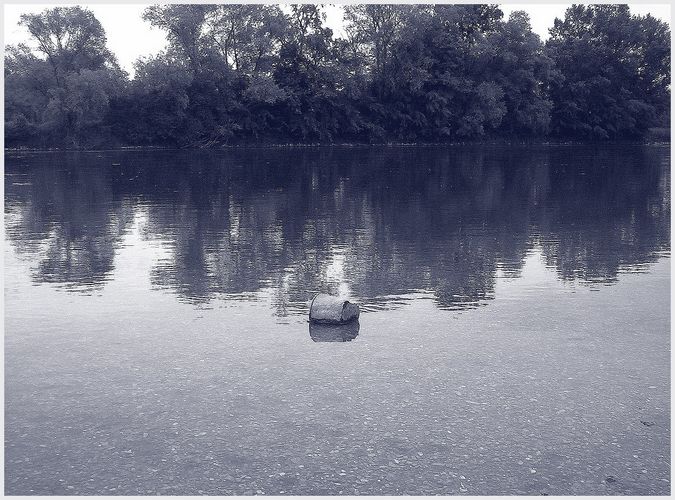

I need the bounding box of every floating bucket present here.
[309,293,360,324]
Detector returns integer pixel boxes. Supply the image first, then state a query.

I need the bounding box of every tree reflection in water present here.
[4,145,670,315]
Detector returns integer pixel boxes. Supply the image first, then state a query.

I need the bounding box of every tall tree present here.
[474,11,554,136]
[546,4,671,139]
[205,5,285,76]
[344,4,410,99]
[272,5,344,141]
[19,6,115,84]
[7,7,124,148]
[143,4,213,74]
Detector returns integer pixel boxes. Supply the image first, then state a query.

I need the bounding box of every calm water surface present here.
[4,145,670,495]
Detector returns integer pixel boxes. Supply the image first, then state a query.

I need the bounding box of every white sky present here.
[3,3,672,77]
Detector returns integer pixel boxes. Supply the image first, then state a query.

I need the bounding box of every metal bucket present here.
[309,293,360,324]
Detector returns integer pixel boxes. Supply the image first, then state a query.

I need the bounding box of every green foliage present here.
[19,6,115,79]
[6,6,124,147]
[546,4,671,139]
[475,11,554,135]
[143,4,213,73]
[5,3,671,148]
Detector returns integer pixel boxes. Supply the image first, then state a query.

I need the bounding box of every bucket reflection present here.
[309,321,360,342]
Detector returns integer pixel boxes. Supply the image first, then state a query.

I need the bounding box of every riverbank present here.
[4,137,671,153]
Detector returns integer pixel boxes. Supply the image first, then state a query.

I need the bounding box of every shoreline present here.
[4,139,671,153]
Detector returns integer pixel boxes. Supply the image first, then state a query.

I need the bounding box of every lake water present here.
[4,145,670,495]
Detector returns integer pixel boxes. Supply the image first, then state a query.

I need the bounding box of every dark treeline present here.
[5,4,671,149]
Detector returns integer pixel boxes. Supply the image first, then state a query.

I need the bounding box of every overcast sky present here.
[4,3,672,77]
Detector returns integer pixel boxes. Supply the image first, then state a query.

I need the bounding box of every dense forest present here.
[4,4,671,149]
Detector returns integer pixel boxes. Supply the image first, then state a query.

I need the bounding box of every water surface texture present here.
[4,145,670,495]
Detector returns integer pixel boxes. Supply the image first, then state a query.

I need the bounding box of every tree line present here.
[4,4,671,149]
